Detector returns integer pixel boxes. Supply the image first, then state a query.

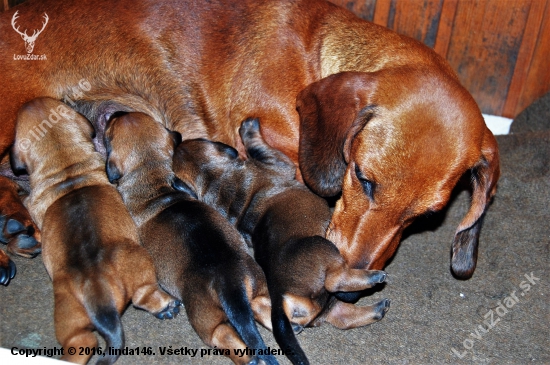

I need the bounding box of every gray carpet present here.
[1,98,549,364]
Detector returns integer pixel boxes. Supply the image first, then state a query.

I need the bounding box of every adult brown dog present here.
[0,0,499,278]
[174,118,390,365]
[104,112,277,365]
[11,98,181,365]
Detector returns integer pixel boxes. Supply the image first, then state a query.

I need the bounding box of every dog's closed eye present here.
[354,164,376,200]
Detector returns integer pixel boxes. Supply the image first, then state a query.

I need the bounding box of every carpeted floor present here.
[1,94,549,364]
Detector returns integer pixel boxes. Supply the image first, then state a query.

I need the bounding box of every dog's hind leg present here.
[239,118,295,172]
[54,289,98,364]
[324,265,387,293]
[324,299,391,330]
[251,295,273,331]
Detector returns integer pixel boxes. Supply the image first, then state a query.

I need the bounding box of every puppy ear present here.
[169,130,182,148]
[451,130,500,279]
[297,72,375,197]
[10,145,27,176]
[172,177,198,199]
[105,154,122,184]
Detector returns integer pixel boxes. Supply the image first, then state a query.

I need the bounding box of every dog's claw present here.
[0,259,16,286]
[155,300,182,319]
[291,323,304,334]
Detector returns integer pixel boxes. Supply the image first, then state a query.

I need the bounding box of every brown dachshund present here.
[0,0,499,278]
[174,118,390,365]
[104,112,277,365]
[11,98,181,365]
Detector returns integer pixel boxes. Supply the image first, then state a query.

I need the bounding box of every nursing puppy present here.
[11,98,180,365]
[174,119,390,365]
[104,112,277,365]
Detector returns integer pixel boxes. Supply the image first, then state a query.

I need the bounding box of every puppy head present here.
[11,97,95,175]
[173,138,240,191]
[104,112,181,183]
[297,68,499,278]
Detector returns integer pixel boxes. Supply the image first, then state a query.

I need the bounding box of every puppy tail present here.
[271,296,310,365]
[218,281,279,365]
[85,282,124,365]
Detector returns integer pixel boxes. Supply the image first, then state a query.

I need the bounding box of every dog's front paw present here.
[2,218,41,258]
[155,300,182,320]
[5,218,41,256]
[0,251,16,286]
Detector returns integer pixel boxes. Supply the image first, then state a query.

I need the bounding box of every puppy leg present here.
[54,290,98,364]
[0,176,41,258]
[324,263,387,293]
[0,249,16,285]
[120,247,181,318]
[132,283,181,319]
[251,295,273,331]
[325,299,391,330]
[210,323,258,365]
[239,118,295,172]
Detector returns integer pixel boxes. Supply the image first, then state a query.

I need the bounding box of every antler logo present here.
[11,11,49,54]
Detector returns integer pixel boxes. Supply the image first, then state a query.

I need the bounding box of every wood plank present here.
[516,0,550,115]
[503,0,549,117]
[446,0,531,115]
[2,0,8,12]
[392,0,443,48]
[373,0,392,26]
[328,0,377,21]
[434,0,458,58]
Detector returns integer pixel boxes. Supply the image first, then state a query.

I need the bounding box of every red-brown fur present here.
[0,0,499,278]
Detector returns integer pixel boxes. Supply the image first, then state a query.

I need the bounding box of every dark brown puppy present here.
[174,119,390,365]
[104,112,277,365]
[11,98,180,365]
[0,176,41,285]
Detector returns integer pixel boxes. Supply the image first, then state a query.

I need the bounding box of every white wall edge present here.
[482,114,513,135]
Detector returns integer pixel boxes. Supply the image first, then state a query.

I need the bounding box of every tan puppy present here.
[174,119,390,365]
[104,112,277,365]
[11,98,180,365]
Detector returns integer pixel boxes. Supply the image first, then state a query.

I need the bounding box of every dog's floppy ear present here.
[451,130,500,279]
[10,144,27,176]
[172,177,198,199]
[105,154,122,184]
[296,72,375,197]
[103,132,122,183]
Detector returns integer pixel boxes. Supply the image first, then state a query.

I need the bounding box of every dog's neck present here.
[117,162,181,227]
[26,152,107,227]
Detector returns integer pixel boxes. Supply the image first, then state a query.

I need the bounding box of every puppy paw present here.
[3,219,41,258]
[291,323,304,334]
[155,300,182,320]
[0,252,16,286]
[373,298,391,320]
[365,270,387,285]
